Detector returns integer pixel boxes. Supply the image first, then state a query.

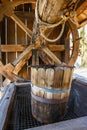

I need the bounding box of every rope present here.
[35,0,79,42]
[41,22,65,43]
[35,0,67,27]
[65,0,80,25]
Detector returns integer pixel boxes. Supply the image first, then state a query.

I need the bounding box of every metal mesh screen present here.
[6,83,78,130]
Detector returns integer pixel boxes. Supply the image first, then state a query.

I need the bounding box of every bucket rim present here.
[31,64,74,69]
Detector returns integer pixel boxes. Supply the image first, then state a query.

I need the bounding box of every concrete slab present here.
[26,116,87,130]
[0,83,14,130]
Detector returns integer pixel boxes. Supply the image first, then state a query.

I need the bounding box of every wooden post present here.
[32,49,39,66]
[22,4,25,12]
[0,22,3,87]
[25,18,29,78]
[15,22,18,58]
[25,19,28,45]
[5,17,8,64]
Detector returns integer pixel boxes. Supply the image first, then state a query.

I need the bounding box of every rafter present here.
[77,1,87,17]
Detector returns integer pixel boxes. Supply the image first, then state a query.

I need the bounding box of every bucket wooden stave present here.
[31,65,73,123]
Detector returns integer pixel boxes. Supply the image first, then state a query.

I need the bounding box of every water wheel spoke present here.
[42,46,62,65]
[10,13,32,38]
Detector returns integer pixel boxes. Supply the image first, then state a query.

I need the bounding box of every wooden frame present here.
[0,0,80,87]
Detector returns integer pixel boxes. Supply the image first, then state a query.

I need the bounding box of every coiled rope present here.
[41,22,65,43]
[35,0,79,42]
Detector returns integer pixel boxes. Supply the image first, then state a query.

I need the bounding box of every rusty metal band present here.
[31,64,74,69]
[32,85,70,94]
[31,92,68,104]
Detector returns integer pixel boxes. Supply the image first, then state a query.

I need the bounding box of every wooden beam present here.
[47,44,64,52]
[1,43,64,86]
[77,1,87,17]
[10,14,32,38]
[3,42,40,86]
[38,50,52,64]
[12,44,34,66]
[2,43,63,83]
[13,52,32,74]
[42,46,61,65]
[68,19,80,66]
[0,61,16,81]
[4,63,14,71]
[3,52,32,87]
[15,11,35,19]
[2,63,15,86]
[1,44,34,86]
[0,44,65,52]
[0,45,27,52]
[2,38,41,86]
[0,0,36,21]
[38,0,67,23]
[12,0,36,7]
[78,19,87,28]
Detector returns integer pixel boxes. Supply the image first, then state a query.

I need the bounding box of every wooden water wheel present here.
[0,0,80,84]
[0,0,79,123]
[0,0,80,124]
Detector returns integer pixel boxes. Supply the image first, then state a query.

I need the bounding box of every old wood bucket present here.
[31,65,73,123]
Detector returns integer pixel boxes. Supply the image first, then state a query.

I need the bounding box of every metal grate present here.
[6,84,44,130]
[63,108,78,120]
[6,83,78,130]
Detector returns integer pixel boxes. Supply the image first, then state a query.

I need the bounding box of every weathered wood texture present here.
[0,0,80,87]
[0,13,34,85]
[31,97,67,123]
[0,0,36,21]
[10,14,32,38]
[0,61,16,81]
[31,65,73,123]
[0,44,64,52]
[42,46,62,65]
[0,45,27,52]
[67,20,80,66]
[36,0,80,66]
[38,0,69,23]
[38,50,53,64]
[31,66,73,99]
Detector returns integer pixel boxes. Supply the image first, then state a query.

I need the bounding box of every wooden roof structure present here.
[77,0,87,28]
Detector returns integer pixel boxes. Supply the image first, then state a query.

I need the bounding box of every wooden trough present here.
[31,65,73,123]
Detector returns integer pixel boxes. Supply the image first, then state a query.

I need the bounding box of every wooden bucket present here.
[31,65,73,123]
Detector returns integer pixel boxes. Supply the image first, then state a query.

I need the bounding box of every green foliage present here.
[80,26,87,67]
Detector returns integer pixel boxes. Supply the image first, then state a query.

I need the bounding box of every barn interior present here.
[0,0,87,130]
